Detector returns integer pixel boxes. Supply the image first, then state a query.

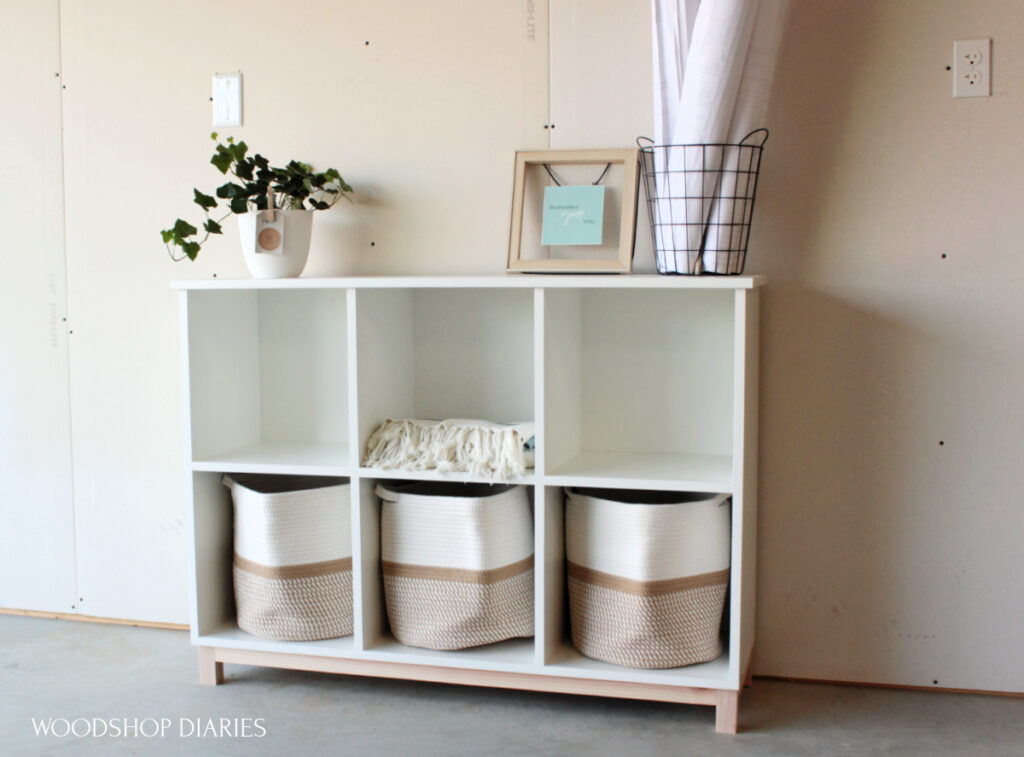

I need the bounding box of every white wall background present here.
[2,0,1021,693]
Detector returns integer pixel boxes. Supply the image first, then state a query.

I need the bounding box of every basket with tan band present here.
[565,488,730,669]
[377,482,534,651]
[224,475,352,642]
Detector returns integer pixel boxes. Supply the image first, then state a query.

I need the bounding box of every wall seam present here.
[55,0,81,614]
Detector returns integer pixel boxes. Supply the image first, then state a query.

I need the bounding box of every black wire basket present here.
[638,129,768,275]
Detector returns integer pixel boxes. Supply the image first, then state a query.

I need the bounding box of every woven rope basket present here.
[565,488,730,669]
[378,482,534,650]
[224,475,353,641]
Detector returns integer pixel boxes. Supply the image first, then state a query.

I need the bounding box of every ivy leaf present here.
[229,196,249,213]
[234,160,253,181]
[309,199,329,211]
[193,189,217,210]
[216,182,245,198]
[172,218,198,238]
[203,219,223,234]
[182,241,201,261]
[210,151,233,174]
[160,229,174,243]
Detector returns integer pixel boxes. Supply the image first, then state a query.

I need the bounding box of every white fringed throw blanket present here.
[362,419,536,479]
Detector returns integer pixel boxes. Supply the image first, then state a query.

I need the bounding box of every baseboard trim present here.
[2,607,1020,698]
[0,607,188,631]
[754,674,1023,699]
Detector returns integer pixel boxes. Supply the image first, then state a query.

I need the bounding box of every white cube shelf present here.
[185,289,350,474]
[175,274,763,734]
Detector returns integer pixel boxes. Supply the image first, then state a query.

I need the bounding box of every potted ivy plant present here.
[162,133,353,278]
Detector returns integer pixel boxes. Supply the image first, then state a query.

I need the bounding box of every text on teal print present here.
[541,185,605,246]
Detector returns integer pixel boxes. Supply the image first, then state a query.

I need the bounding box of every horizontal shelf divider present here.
[358,467,536,486]
[193,457,731,492]
[545,451,734,493]
[195,623,732,689]
[543,476,734,494]
[193,441,352,476]
[173,273,766,291]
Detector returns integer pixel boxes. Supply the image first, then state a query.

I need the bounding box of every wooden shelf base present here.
[197,646,744,732]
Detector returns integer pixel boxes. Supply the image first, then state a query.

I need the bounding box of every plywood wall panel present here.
[57,0,550,622]
[0,0,77,613]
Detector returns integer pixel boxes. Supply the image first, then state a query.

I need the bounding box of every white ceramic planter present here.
[237,209,314,279]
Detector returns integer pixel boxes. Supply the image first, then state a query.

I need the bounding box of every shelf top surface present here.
[172,273,765,291]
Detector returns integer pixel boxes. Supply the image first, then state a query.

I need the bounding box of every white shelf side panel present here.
[731,289,759,686]
[187,291,262,461]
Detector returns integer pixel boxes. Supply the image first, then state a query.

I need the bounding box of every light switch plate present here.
[212,73,243,127]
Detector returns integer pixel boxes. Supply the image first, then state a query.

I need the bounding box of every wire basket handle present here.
[636,131,768,148]
[738,128,769,147]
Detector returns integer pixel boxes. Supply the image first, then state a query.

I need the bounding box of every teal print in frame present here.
[541,185,605,246]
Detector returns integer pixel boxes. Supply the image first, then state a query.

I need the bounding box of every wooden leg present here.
[198,647,224,686]
[715,690,739,734]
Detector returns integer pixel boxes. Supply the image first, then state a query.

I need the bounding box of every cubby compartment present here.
[355,287,534,480]
[543,288,736,489]
[536,484,732,689]
[186,289,350,472]
[188,471,357,656]
[354,478,537,668]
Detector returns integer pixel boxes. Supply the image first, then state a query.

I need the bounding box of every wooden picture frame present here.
[507,149,640,274]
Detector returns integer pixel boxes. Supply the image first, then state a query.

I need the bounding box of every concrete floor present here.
[1,615,1020,756]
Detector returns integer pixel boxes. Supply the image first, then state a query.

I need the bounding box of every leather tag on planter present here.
[255,213,285,255]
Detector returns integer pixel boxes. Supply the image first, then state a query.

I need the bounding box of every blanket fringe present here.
[362,419,533,479]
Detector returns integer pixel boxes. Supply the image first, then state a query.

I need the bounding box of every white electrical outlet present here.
[212,73,243,127]
[953,39,990,98]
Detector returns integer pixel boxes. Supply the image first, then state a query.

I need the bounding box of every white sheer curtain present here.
[651,0,788,273]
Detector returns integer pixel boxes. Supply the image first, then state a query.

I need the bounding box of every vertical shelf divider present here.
[346,288,369,650]
[532,287,546,666]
